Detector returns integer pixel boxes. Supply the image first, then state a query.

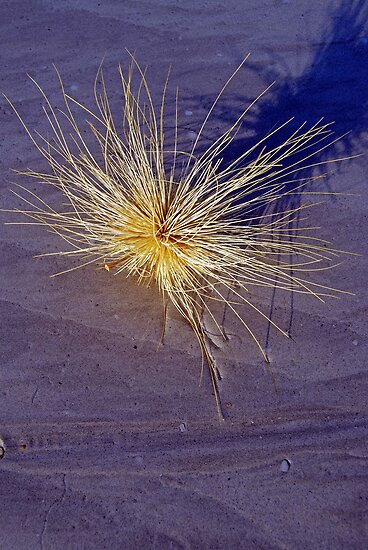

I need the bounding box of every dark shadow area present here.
[186,0,367,350]
[246,0,368,345]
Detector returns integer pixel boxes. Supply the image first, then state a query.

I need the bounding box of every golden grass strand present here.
[4,57,353,418]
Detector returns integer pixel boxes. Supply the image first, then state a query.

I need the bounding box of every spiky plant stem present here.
[4,56,353,418]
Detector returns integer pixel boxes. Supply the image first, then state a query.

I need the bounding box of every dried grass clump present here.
[5,56,352,416]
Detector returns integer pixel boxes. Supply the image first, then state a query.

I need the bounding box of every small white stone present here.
[185,110,193,116]
[280,459,291,473]
[70,84,78,91]
[352,339,358,346]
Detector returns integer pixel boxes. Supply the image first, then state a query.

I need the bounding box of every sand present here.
[0,0,367,548]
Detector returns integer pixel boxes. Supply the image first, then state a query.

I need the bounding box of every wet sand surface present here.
[1,1,367,548]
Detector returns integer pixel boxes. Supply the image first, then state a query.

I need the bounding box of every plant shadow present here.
[186,0,367,357]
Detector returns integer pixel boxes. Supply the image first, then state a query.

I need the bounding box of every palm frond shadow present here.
[185,0,367,354]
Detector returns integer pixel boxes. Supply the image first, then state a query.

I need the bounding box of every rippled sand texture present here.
[1,0,367,548]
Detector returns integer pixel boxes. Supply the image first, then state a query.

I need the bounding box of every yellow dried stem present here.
[4,56,354,418]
